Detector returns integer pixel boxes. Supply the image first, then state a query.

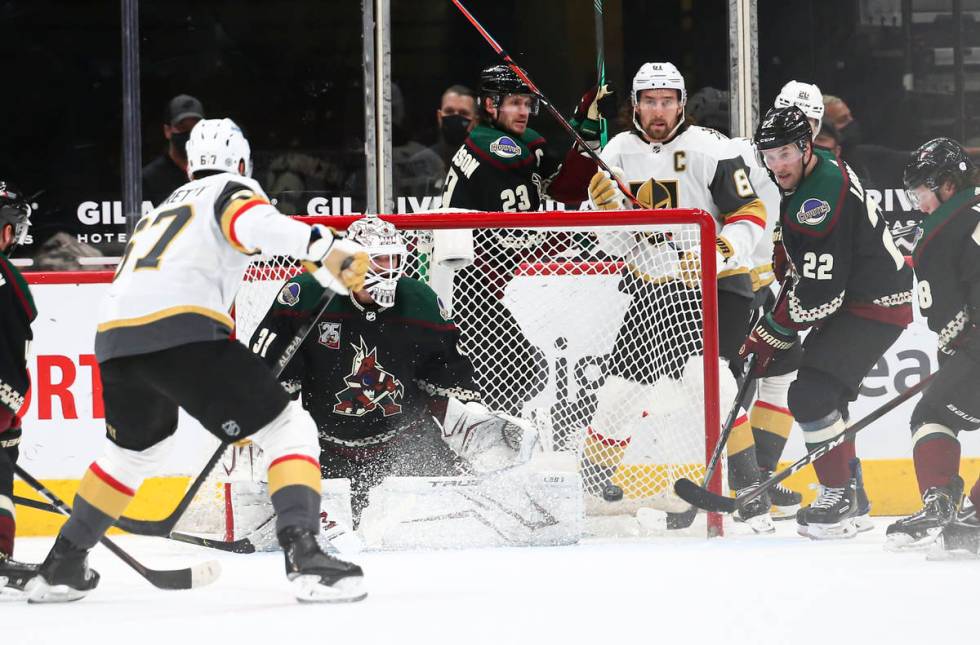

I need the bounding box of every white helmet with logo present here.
[186,118,252,178]
[774,81,824,138]
[345,216,408,309]
[631,62,686,135]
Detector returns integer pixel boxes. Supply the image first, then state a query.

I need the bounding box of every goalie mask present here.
[186,118,253,179]
[903,137,976,211]
[479,64,540,116]
[774,80,824,138]
[0,182,32,255]
[346,216,407,309]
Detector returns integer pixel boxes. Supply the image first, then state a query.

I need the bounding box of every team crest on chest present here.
[317,321,342,350]
[632,179,679,209]
[489,136,521,158]
[333,337,404,418]
[797,198,831,225]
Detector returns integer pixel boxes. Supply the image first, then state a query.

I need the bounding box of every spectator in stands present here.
[142,94,205,206]
[823,94,907,189]
[429,85,478,166]
[391,83,445,202]
[686,87,730,135]
[814,118,841,157]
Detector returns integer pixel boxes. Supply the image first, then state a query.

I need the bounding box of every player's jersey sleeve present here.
[246,272,323,390]
[442,142,493,210]
[211,177,311,259]
[708,139,767,263]
[0,255,36,414]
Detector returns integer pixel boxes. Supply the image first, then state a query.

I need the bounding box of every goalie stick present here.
[674,370,938,514]
[111,264,350,537]
[450,0,639,206]
[13,464,221,591]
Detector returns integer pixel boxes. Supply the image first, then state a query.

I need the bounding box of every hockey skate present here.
[0,553,38,599]
[734,482,775,534]
[25,534,100,603]
[927,504,980,561]
[798,459,871,537]
[796,477,859,540]
[279,525,366,603]
[885,476,963,552]
[761,470,802,520]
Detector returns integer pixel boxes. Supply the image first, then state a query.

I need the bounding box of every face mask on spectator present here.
[839,120,863,147]
[170,130,192,161]
[441,114,472,148]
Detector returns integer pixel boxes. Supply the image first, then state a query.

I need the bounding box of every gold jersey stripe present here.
[97,305,233,332]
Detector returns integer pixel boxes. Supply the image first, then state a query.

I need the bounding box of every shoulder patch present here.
[277,282,302,307]
[489,136,521,159]
[796,198,831,226]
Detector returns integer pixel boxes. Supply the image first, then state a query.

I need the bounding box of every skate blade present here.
[742,514,775,534]
[25,577,90,604]
[853,514,874,534]
[0,579,27,601]
[771,504,801,520]
[884,529,940,553]
[292,574,367,603]
[803,519,859,540]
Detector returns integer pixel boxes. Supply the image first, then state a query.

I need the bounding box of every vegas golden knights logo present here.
[631,179,679,209]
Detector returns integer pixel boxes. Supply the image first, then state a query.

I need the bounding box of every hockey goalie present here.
[203,217,583,551]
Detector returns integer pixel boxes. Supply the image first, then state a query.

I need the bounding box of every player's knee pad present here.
[95,432,178,490]
[911,421,958,446]
[787,369,844,424]
[757,371,794,409]
[798,409,846,445]
[250,400,320,464]
[910,395,969,438]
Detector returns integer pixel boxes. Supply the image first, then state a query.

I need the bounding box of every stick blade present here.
[146,559,221,591]
[673,478,736,513]
[190,560,222,588]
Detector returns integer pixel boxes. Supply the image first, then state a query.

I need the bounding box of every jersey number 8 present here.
[917,280,932,309]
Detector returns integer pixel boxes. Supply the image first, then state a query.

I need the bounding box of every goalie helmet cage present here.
[232,209,723,537]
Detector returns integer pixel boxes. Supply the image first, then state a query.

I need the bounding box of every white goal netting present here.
[177,210,723,537]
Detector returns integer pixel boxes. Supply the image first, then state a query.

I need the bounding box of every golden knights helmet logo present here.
[333,337,405,417]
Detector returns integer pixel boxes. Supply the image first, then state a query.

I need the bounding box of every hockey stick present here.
[449,0,640,206]
[15,493,264,555]
[674,370,938,514]
[112,275,346,537]
[13,464,221,590]
[593,0,608,148]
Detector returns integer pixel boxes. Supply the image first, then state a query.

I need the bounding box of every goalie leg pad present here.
[358,470,584,549]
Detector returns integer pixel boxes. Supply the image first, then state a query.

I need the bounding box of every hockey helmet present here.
[479,65,538,115]
[345,216,407,309]
[631,62,687,106]
[186,118,253,179]
[774,81,824,121]
[903,137,975,208]
[754,106,812,153]
[0,182,32,254]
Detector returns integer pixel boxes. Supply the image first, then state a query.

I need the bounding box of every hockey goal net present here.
[179,209,723,537]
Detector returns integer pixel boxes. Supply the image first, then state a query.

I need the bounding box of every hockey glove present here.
[739,313,799,377]
[772,226,792,283]
[570,84,612,149]
[588,169,628,211]
[303,224,370,295]
[677,237,734,290]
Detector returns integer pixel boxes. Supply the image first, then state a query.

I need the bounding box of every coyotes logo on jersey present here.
[333,337,405,417]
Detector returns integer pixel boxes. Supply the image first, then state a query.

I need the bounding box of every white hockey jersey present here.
[599,125,767,296]
[95,173,313,361]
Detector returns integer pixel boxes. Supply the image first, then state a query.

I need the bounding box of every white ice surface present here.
[5,518,977,645]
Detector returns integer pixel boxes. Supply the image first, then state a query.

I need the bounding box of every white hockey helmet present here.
[631,62,686,135]
[774,81,824,138]
[185,118,253,178]
[345,216,407,309]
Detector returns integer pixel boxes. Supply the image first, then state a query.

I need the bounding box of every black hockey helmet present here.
[478,64,538,115]
[687,87,730,135]
[754,105,812,153]
[0,181,32,254]
[903,137,975,195]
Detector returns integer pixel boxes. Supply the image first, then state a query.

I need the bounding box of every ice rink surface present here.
[5,517,977,645]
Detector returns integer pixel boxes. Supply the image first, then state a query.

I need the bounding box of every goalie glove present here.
[588,168,628,211]
[302,224,370,295]
[438,399,541,474]
[739,313,799,377]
